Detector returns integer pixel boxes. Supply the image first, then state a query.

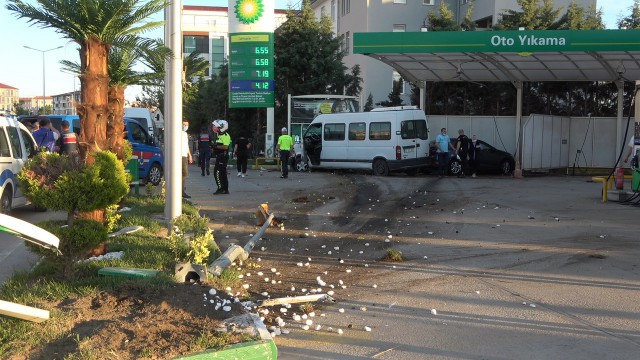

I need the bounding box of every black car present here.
[427,139,515,176]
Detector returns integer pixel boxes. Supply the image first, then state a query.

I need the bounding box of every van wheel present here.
[372,159,389,176]
[295,156,308,172]
[147,163,163,186]
[449,159,462,176]
[0,188,12,214]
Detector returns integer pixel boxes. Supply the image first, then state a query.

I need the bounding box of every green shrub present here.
[169,214,220,265]
[18,151,130,225]
[28,219,108,278]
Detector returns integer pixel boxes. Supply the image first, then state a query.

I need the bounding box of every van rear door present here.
[398,111,429,160]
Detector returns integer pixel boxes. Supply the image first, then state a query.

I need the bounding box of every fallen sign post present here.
[259,294,336,307]
[208,206,275,277]
[0,213,60,323]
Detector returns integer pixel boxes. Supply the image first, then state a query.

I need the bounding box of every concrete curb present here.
[173,314,277,360]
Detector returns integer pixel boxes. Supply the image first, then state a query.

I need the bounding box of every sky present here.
[0,0,635,102]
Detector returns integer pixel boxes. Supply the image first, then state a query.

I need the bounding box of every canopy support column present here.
[514,81,523,178]
[420,81,426,111]
[616,80,624,160]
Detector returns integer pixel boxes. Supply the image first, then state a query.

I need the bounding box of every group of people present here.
[31,117,78,156]
[435,127,481,178]
[182,121,295,198]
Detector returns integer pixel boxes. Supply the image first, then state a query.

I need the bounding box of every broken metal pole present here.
[207,212,274,277]
[260,294,336,307]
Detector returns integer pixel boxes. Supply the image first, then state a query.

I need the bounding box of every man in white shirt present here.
[182,120,193,198]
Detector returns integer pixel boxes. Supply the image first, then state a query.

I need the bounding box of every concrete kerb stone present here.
[172,314,277,360]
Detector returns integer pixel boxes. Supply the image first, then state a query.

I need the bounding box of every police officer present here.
[56,120,78,155]
[212,119,231,195]
[276,127,294,179]
[197,125,213,176]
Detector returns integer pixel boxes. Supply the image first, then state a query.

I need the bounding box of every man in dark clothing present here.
[197,125,213,176]
[32,117,58,152]
[56,120,79,155]
[455,129,470,178]
[233,132,251,177]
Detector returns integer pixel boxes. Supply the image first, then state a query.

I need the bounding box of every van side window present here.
[0,129,11,157]
[6,126,23,159]
[348,122,366,140]
[369,122,391,140]
[20,128,36,158]
[401,120,416,139]
[415,120,428,140]
[324,123,345,141]
[129,123,147,143]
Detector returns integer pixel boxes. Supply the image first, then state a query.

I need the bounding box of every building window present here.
[393,24,406,32]
[210,37,225,74]
[344,31,350,55]
[460,0,469,4]
[423,0,435,5]
[341,0,350,16]
[184,35,209,54]
[331,0,336,21]
[394,0,407,3]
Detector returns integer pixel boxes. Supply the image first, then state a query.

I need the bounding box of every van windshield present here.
[303,123,322,140]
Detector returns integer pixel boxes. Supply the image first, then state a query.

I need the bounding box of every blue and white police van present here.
[45,115,164,185]
[0,116,37,213]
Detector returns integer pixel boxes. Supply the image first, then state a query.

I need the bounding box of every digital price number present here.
[229,32,274,108]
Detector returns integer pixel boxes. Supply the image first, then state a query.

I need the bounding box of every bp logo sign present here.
[234,0,264,24]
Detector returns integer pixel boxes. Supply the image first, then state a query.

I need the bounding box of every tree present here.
[493,0,562,30]
[7,0,165,159]
[376,80,404,107]
[274,0,349,117]
[344,65,363,97]
[618,0,640,29]
[363,93,374,112]
[426,1,459,31]
[554,1,604,29]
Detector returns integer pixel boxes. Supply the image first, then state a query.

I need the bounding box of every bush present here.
[169,214,220,266]
[28,219,108,278]
[18,151,130,225]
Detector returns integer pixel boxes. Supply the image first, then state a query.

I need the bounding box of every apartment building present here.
[310,0,597,105]
[0,83,19,114]
[52,91,81,115]
[181,5,288,79]
[19,96,53,114]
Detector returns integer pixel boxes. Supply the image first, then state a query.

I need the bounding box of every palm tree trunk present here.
[107,85,127,160]
[77,36,109,161]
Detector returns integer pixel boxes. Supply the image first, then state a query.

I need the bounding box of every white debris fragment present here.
[372,284,377,288]
[364,326,372,332]
[530,303,537,308]
[302,325,310,330]
[271,268,277,272]
[428,231,434,235]
[315,324,322,331]
[384,239,391,243]
[293,314,301,321]
[242,284,250,289]
[338,308,345,313]
[365,243,370,246]
[223,306,231,312]
[209,289,217,295]
[261,292,269,296]
[280,308,288,313]
[475,291,480,294]
[305,319,313,325]
[337,329,344,335]
[346,269,351,273]
[327,290,335,296]
[423,256,428,259]
[431,309,437,315]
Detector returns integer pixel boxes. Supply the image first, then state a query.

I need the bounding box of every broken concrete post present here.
[260,294,336,307]
[175,263,208,283]
[208,245,249,277]
[244,213,275,254]
[208,210,275,277]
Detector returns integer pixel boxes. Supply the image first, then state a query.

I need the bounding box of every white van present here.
[0,116,37,213]
[124,107,155,139]
[301,107,429,175]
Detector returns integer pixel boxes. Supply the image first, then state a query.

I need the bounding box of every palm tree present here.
[6,0,166,158]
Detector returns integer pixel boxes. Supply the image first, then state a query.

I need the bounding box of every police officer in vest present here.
[56,120,78,155]
[212,120,231,195]
[197,125,213,176]
[276,127,294,179]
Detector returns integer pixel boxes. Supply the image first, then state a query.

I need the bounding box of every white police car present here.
[0,116,37,213]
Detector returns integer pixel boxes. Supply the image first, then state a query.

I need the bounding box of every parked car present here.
[0,116,37,213]
[426,139,515,176]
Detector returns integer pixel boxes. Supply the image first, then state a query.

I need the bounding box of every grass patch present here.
[0,194,229,358]
[381,248,405,262]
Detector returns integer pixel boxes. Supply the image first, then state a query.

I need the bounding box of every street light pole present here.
[24,45,63,114]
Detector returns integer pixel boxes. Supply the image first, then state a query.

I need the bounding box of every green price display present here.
[253,70,270,77]
[252,81,270,90]
[254,58,270,66]
[253,46,269,54]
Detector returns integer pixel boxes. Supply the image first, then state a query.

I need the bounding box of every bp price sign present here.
[229,32,274,108]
